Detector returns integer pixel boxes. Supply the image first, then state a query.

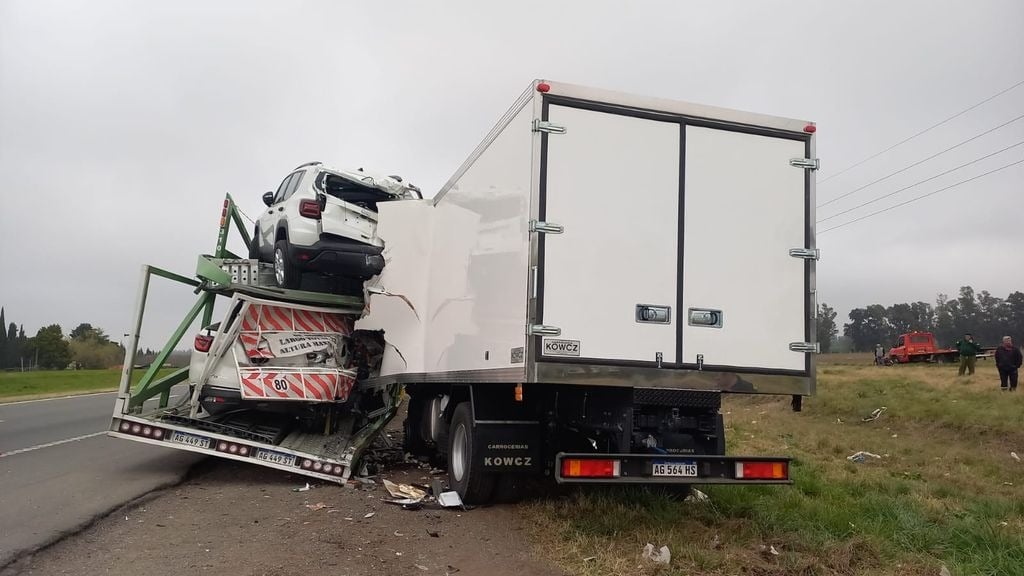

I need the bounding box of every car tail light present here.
[735,461,788,480]
[561,458,621,478]
[299,199,321,219]
[194,334,214,353]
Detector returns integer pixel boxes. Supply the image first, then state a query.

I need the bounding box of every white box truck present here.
[110,80,817,503]
[359,80,819,502]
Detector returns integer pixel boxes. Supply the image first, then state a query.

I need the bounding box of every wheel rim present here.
[274,248,286,286]
[451,422,468,483]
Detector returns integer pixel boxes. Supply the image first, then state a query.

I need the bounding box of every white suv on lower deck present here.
[250,162,421,288]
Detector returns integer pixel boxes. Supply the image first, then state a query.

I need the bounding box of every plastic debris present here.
[363,512,375,519]
[642,543,671,565]
[847,451,882,463]
[1011,452,1021,462]
[999,521,1009,527]
[414,565,429,572]
[394,530,405,536]
[384,498,424,506]
[305,502,327,511]
[293,483,311,492]
[437,491,463,508]
[685,489,710,503]
[862,407,887,422]
[759,544,781,556]
[939,565,951,576]
[583,556,596,562]
[383,479,428,502]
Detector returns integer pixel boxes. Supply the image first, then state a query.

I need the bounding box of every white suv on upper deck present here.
[250,162,421,288]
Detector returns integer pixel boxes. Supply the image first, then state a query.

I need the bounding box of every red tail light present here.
[561,458,621,478]
[299,199,321,219]
[735,461,788,480]
[194,334,214,353]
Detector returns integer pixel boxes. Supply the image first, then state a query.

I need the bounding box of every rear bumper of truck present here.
[554,453,792,485]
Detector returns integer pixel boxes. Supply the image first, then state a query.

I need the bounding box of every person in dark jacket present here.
[955,333,983,376]
[994,336,1022,391]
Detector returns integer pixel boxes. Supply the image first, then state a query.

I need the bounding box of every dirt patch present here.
[5,458,563,576]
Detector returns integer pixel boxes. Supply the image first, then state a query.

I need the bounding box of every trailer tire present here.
[273,239,301,289]
[448,402,494,504]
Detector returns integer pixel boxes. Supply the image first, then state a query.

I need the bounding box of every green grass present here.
[0,368,175,400]
[523,362,1024,576]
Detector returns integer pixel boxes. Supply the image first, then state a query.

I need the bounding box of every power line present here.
[818,157,1024,234]
[818,78,1024,184]
[817,140,1024,223]
[817,112,1024,208]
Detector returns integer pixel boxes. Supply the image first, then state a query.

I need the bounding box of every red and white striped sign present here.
[239,303,352,335]
[238,369,357,402]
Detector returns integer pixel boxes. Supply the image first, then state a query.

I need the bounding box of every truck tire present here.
[448,402,495,504]
[273,239,301,289]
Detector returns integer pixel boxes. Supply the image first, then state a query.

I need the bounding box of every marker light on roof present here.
[537,82,551,93]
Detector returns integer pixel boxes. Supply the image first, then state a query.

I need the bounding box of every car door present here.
[259,173,297,258]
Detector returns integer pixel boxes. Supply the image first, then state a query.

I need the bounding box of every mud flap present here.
[474,421,543,474]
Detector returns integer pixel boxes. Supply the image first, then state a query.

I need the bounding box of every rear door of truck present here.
[534,98,812,375]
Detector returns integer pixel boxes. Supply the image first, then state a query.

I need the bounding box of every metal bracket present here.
[788,248,820,260]
[529,220,564,234]
[789,342,820,353]
[532,119,566,134]
[527,324,561,337]
[789,157,819,170]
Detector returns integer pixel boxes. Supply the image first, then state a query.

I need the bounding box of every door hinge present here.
[789,247,820,260]
[789,157,819,170]
[529,220,564,234]
[532,119,566,134]
[527,324,561,337]
[789,342,820,353]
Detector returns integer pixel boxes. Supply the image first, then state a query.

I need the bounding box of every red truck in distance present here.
[888,331,993,364]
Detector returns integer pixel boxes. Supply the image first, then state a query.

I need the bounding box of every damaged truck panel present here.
[358,89,536,376]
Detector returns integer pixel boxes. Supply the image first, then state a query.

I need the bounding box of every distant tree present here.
[886,303,916,337]
[29,325,72,370]
[1006,292,1024,340]
[909,301,934,332]
[69,338,123,369]
[3,322,17,369]
[0,308,6,369]
[816,303,838,353]
[844,304,892,352]
[69,323,111,344]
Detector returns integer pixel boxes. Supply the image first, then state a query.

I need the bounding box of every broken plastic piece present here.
[437,491,463,508]
[846,451,882,463]
[862,406,887,422]
[383,478,427,502]
[293,483,311,492]
[684,489,710,503]
[641,543,671,565]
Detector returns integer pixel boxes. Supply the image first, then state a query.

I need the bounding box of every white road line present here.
[0,432,107,458]
[0,391,119,406]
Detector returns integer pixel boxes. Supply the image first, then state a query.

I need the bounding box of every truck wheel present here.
[273,240,301,289]
[448,402,495,504]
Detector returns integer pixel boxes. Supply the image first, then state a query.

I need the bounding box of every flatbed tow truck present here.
[109,195,398,484]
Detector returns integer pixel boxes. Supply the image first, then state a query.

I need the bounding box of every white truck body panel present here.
[682,126,807,371]
[361,80,815,393]
[541,105,680,362]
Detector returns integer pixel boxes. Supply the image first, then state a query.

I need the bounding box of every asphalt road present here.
[0,389,201,567]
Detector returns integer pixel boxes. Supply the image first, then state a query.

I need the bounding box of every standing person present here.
[994,336,1022,391]
[874,343,885,366]
[955,333,983,376]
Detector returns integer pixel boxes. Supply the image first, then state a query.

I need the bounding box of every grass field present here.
[0,368,175,400]
[525,355,1023,575]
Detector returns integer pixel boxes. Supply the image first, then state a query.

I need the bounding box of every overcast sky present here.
[1,0,1022,348]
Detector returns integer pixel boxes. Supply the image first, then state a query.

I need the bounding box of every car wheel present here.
[448,402,495,504]
[273,239,301,289]
[249,226,260,260]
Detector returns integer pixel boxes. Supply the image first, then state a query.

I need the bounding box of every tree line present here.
[0,308,129,370]
[815,287,1024,353]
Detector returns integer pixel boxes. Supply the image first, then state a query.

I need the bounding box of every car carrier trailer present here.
[109,195,401,484]
[358,80,820,502]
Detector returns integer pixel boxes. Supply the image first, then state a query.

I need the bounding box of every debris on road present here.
[293,483,311,492]
[437,491,463,508]
[414,565,429,571]
[304,502,327,511]
[684,489,710,503]
[862,407,887,422]
[847,451,882,463]
[383,479,427,502]
[642,543,671,565]
[1011,451,1020,462]
[426,529,440,538]
[363,512,375,519]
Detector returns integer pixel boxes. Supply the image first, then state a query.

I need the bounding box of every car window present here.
[897,336,905,347]
[273,173,296,204]
[910,335,929,344]
[283,171,304,201]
